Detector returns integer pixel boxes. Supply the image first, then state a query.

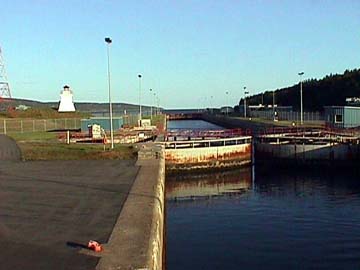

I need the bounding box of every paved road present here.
[0,159,139,270]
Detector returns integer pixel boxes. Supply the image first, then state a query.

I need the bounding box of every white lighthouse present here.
[58,85,76,112]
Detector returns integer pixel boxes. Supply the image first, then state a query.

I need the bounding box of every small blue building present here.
[324,106,360,128]
[81,117,124,132]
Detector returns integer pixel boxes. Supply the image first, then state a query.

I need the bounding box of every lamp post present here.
[273,90,276,121]
[138,74,142,126]
[105,37,114,149]
[244,87,249,118]
[225,91,229,115]
[149,88,153,120]
[153,92,157,115]
[298,71,304,125]
[156,96,160,115]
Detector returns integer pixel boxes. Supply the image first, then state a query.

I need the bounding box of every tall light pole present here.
[298,71,304,125]
[153,92,157,115]
[244,87,249,118]
[273,90,275,121]
[138,74,142,125]
[156,96,160,114]
[149,88,153,120]
[105,37,114,149]
[225,91,229,115]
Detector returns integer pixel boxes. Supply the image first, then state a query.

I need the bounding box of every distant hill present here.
[0,98,155,114]
[241,68,360,112]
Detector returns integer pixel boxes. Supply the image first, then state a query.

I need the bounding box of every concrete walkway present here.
[0,159,139,270]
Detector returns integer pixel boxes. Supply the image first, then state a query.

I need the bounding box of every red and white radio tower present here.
[0,47,12,98]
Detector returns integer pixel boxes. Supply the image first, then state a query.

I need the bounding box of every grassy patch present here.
[8,131,58,142]
[17,142,137,161]
[9,131,138,161]
[1,108,90,119]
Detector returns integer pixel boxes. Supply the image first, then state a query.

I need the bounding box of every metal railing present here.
[165,128,251,141]
[0,118,81,134]
[162,136,252,149]
[249,111,324,122]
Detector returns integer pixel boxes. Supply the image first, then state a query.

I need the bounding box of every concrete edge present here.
[96,151,165,270]
[146,157,165,270]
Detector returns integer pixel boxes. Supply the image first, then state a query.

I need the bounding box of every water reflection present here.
[167,119,223,131]
[255,168,360,200]
[167,168,360,270]
[166,167,252,200]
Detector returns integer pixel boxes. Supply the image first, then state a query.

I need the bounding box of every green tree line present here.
[240,69,360,112]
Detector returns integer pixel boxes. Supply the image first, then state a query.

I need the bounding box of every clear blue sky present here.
[1,0,359,109]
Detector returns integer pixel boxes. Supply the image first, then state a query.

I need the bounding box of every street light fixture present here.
[153,92,157,115]
[298,71,304,125]
[273,90,276,121]
[138,74,142,126]
[244,87,249,118]
[149,88,153,120]
[156,96,160,115]
[225,91,229,116]
[105,37,114,149]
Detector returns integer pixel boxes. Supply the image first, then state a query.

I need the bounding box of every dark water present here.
[166,120,360,270]
[167,119,223,131]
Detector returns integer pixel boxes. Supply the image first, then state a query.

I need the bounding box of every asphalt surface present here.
[0,135,21,160]
[0,159,139,270]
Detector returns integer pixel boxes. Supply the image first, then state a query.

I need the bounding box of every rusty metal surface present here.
[165,142,251,172]
[255,129,360,163]
[256,142,360,161]
[166,144,251,163]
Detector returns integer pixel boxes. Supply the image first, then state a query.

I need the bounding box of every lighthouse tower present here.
[58,85,76,112]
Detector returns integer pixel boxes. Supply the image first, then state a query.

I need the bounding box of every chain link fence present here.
[0,118,81,134]
[249,110,324,122]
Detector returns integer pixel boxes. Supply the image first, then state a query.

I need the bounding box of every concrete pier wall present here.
[202,114,274,133]
[256,142,360,160]
[97,145,165,270]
